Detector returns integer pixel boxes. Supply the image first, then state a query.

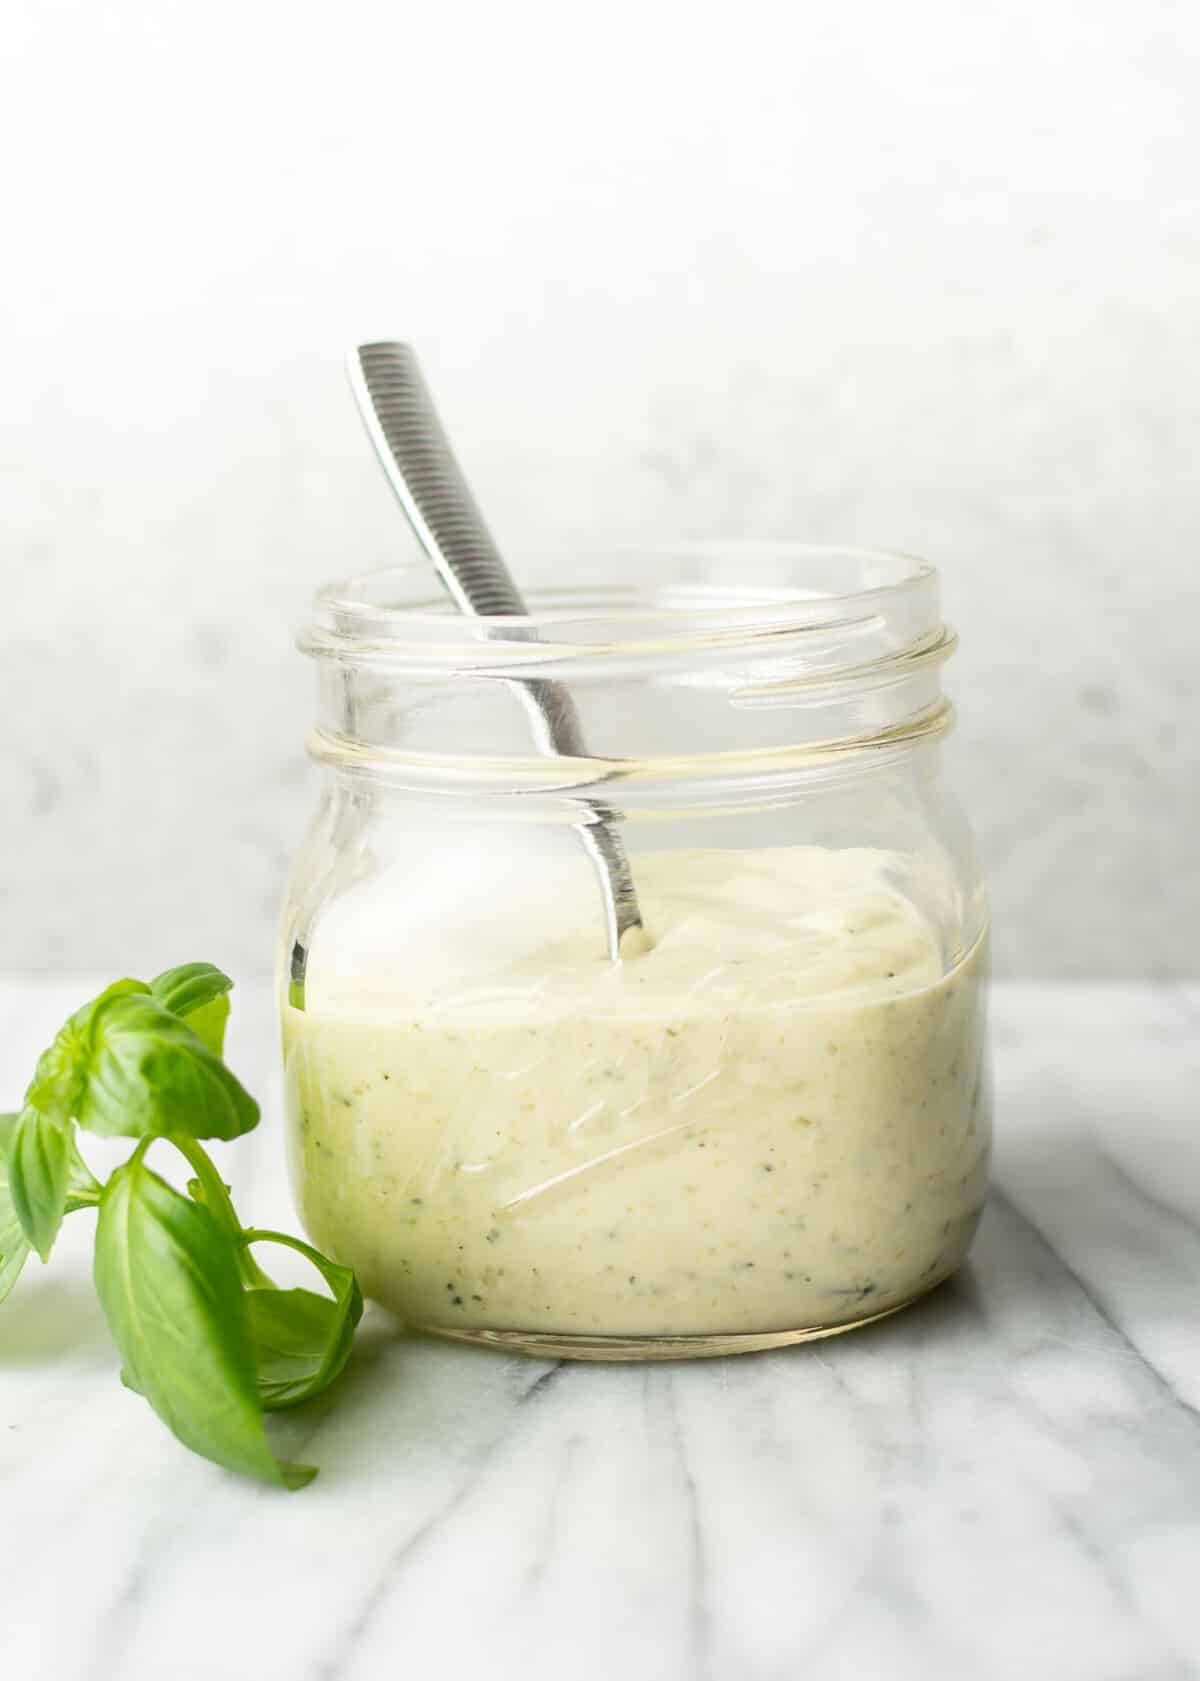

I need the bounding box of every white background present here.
[2,0,1196,978]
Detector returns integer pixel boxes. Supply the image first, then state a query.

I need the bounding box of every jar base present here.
[412,1270,955,1362]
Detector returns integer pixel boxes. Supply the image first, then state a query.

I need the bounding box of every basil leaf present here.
[24,1030,86,1119]
[0,1113,31,1304]
[8,1106,70,1261]
[0,1217,29,1303]
[94,1152,314,1489]
[179,993,231,1059]
[242,1230,363,1410]
[21,975,252,1143]
[65,1135,102,1209]
[0,1114,98,1297]
[24,979,149,1118]
[179,1145,273,1288]
[149,964,233,1056]
[78,994,258,1142]
[149,963,233,1020]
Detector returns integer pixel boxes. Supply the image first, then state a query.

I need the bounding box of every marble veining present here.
[1,978,1199,1680]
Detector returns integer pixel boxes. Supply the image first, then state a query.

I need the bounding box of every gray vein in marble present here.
[520,1431,580,1596]
[991,1187,1200,1426]
[975,1196,1200,1677]
[1051,1499,1192,1681]
[316,1358,565,1681]
[662,1370,713,1681]
[81,1489,207,1681]
[1092,1140,1200,1254]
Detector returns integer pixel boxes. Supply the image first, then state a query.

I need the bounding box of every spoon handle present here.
[347,341,644,957]
[349,342,524,617]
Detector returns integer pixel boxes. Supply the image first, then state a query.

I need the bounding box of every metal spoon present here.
[347,341,645,961]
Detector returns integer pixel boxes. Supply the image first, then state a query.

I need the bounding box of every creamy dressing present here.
[282,848,990,1340]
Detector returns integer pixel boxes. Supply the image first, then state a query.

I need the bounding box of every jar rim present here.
[301,543,938,672]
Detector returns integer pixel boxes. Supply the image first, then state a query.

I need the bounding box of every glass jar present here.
[279,545,990,1359]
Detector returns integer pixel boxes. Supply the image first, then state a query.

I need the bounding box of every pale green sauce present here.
[282,848,990,1336]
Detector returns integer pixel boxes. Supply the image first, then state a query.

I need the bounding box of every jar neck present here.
[301,547,956,798]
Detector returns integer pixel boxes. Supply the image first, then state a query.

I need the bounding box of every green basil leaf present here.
[149,962,233,1020]
[242,1230,363,1410]
[94,1152,313,1489]
[8,1105,71,1261]
[179,993,231,1059]
[0,1114,98,1297]
[149,964,233,1056]
[0,1113,31,1304]
[78,994,258,1142]
[179,1144,273,1288]
[24,1029,86,1119]
[24,979,149,1118]
[65,1134,102,1209]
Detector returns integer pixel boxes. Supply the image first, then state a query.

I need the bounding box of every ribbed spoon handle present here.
[349,342,523,616]
[347,341,644,958]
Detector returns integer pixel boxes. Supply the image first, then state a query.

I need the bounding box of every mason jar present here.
[279,545,990,1359]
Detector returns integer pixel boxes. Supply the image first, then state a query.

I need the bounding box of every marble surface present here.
[2,977,1199,1681]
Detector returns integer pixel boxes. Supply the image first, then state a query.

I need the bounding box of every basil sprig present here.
[0,1113,32,1302]
[0,964,361,1488]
